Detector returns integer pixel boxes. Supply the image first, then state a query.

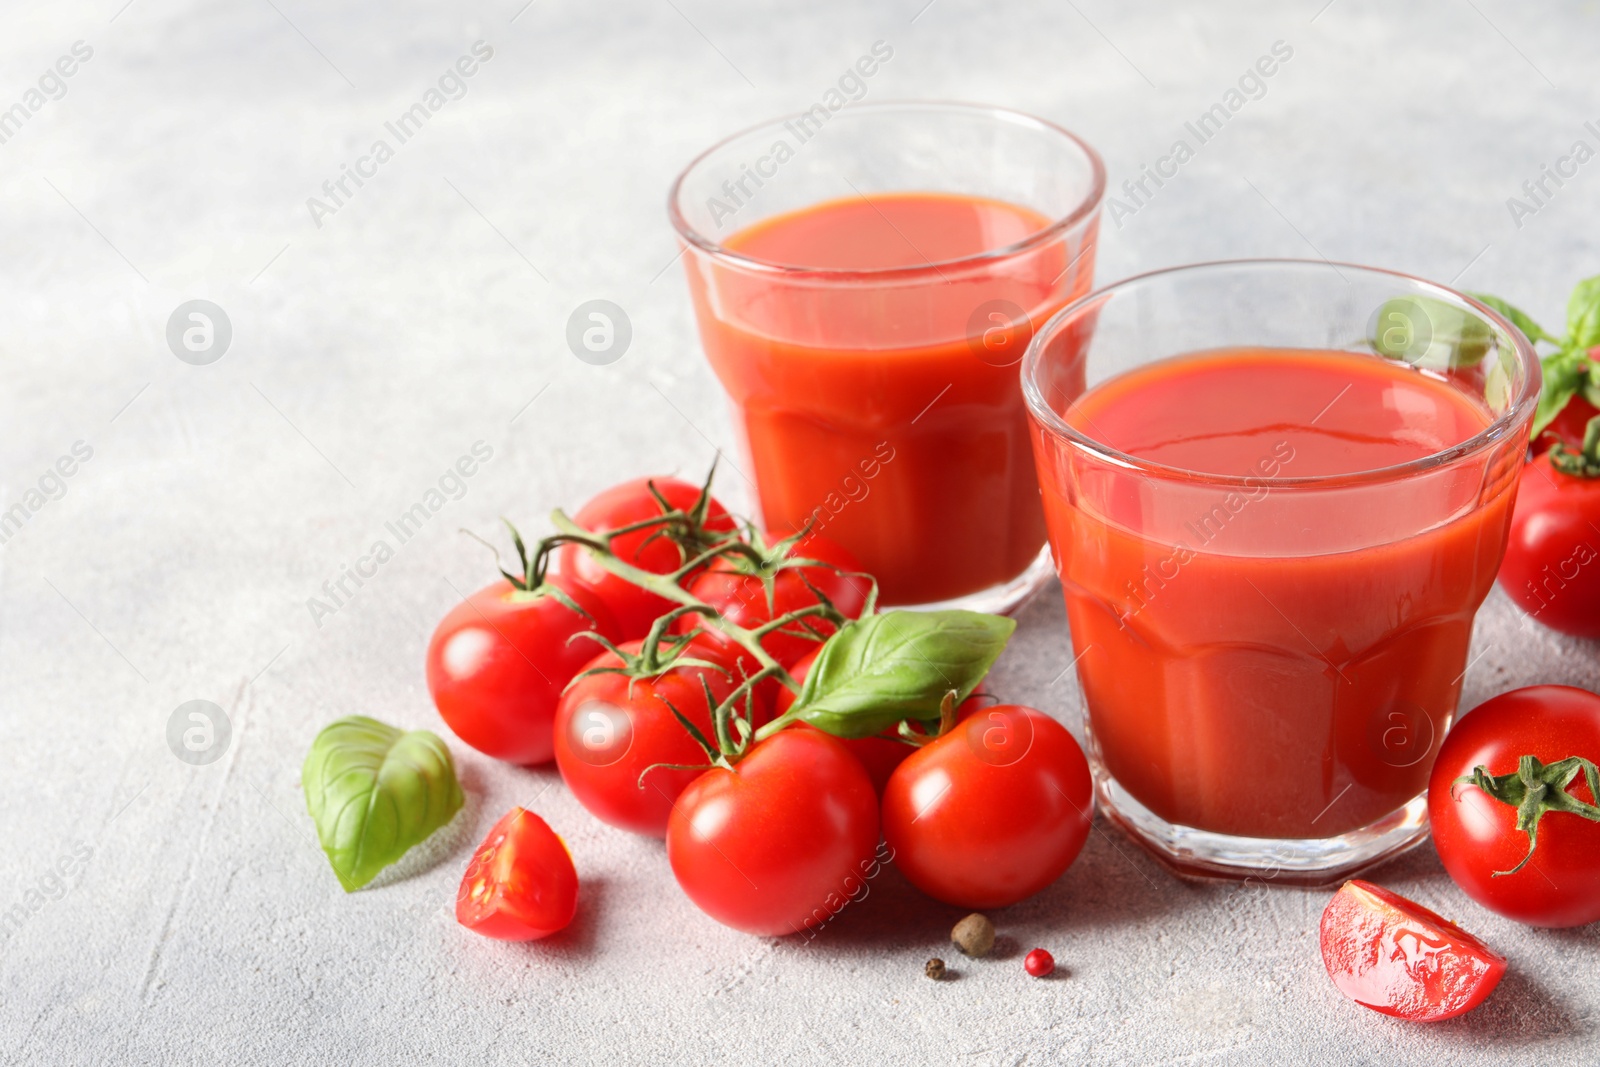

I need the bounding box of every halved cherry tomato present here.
[456,808,578,941]
[554,638,763,837]
[881,705,1092,909]
[681,534,871,668]
[426,575,618,765]
[666,728,878,936]
[776,647,985,796]
[1319,880,1505,1022]
[1428,685,1600,928]
[553,476,735,640]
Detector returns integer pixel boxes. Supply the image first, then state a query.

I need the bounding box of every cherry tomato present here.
[681,534,870,668]
[1319,880,1505,1022]
[426,575,619,765]
[1533,393,1599,456]
[881,705,1093,909]
[553,476,735,640]
[775,647,985,796]
[456,807,578,941]
[666,728,879,936]
[1428,685,1600,928]
[1497,452,1600,639]
[554,639,761,837]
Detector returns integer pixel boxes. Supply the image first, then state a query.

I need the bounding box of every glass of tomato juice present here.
[669,103,1105,610]
[1022,260,1540,882]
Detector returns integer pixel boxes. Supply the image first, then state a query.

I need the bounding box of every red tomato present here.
[553,476,735,640]
[456,808,578,941]
[881,705,1092,909]
[554,639,762,837]
[426,575,619,765]
[775,647,985,796]
[1428,685,1600,928]
[681,534,871,667]
[666,729,879,936]
[1319,880,1505,1021]
[1497,453,1600,639]
[1532,394,1599,456]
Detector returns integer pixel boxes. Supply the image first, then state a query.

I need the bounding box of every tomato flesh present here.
[553,476,735,640]
[426,576,619,765]
[881,705,1093,909]
[666,729,879,936]
[456,808,578,941]
[1428,685,1600,927]
[1319,880,1505,1022]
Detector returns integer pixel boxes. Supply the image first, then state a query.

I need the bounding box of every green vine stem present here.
[1549,415,1600,478]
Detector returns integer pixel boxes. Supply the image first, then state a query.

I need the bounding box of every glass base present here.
[884,544,1055,616]
[1095,772,1431,887]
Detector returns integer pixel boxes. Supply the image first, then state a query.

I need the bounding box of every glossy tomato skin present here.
[682,534,871,668]
[456,808,578,941]
[882,706,1092,909]
[775,647,985,796]
[1319,880,1505,1021]
[1497,454,1600,639]
[1533,394,1600,456]
[553,476,735,640]
[1428,686,1600,927]
[554,639,759,837]
[666,729,879,936]
[426,576,619,765]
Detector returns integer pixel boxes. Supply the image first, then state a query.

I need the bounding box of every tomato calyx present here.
[1458,753,1600,875]
[1548,415,1600,478]
[895,690,962,748]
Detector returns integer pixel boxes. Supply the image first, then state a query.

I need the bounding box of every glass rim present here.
[666,100,1107,281]
[1021,258,1544,491]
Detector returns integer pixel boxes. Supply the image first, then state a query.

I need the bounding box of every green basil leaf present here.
[1533,346,1589,437]
[1370,296,1491,369]
[302,715,465,892]
[787,610,1015,739]
[1568,275,1600,349]
[1468,292,1559,346]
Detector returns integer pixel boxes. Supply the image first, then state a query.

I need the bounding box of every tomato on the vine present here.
[1534,393,1600,456]
[456,807,578,941]
[775,647,985,796]
[1428,685,1600,928]
[426,575,618,765]
[1497,436,1600,640]
[553,476,735,640]
[1319,880,1505,1022]
[881,705,1092,909]
[681,533,871,668]
[666,728,879,936]
[554,638,762,837]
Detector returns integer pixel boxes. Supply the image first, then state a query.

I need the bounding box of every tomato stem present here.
[1458,753,1600,875]
[1548,415,1600,477]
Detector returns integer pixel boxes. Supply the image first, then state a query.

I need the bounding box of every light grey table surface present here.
[2,1,1597,1064]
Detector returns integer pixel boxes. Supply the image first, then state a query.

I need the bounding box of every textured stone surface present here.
[1,1,1597,1064]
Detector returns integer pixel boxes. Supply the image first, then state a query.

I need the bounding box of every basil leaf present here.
[1534,346,1589,437]
[787,610,1015,739]
[1370,296,1491,369]
[302,715,465,892]
[1568,275,1600,349]
[1468,292,1559,346]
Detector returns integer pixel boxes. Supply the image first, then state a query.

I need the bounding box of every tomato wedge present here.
[456,808,578,941]
[1319,880,1506,1022]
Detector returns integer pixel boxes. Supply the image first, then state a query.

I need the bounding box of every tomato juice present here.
[684,191,1098,605]
[1032,347,1521,840]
